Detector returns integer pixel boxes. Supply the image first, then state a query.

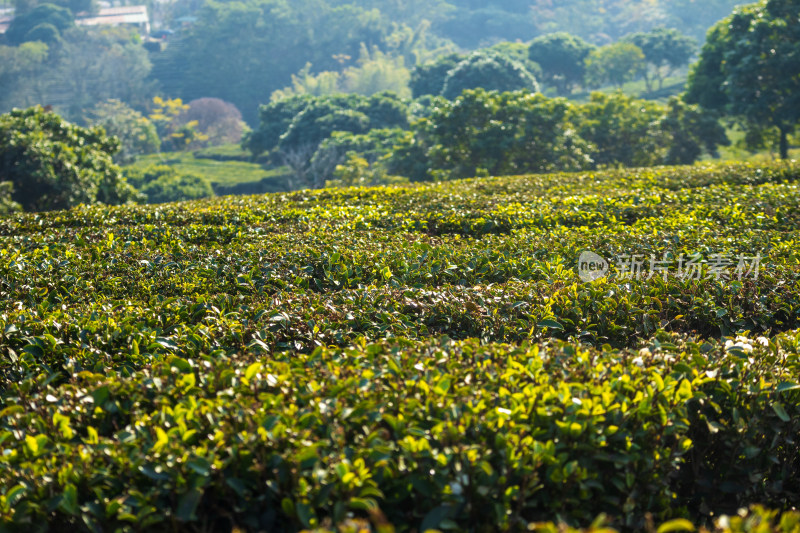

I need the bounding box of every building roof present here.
[76,5,149,27]
[0,15,12,34]
[0,5,149,34]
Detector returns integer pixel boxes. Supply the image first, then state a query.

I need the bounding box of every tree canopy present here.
[529,32,596,95]
[441,52,540,100]
[624,28,696,92]
[0,106,140,211]
[686,0,800,158]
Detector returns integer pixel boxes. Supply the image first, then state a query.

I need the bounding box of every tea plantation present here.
[1,161,799,532]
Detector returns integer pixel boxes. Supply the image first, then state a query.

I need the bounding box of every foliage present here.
[151,0,393,124]
[624,28,697,93]
[685,0,800,159]
[529,0,742,43]
[0,161,800,530]
[123,164,214,203]
[4,3,73,46]
[50,26,154,120]
[434,4,537,48]
[529,32,596,95]
[327,152,408,188]
[441,51,540,100]
[0,41,50,112]
[585,42,646,89]
[393,90,728,180]
[0,106,141,211]
[148,96,209,152]
[340,44,412,99]
[174,98,245,148]
[246,92,409,167]
[86,99,160,165]
[409,53,464,98]
[0,182,22,214]
[270,63,343,102]
[398,90,592,180]
[309,128,407,186]
[128,150,286,187]
[272,46,412,102]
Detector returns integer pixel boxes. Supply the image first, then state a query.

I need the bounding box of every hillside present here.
[1,161,799,531]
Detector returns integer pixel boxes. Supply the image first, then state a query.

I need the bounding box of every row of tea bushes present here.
[1,332,798,531]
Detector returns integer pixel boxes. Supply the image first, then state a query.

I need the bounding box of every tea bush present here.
[0,160,798,531]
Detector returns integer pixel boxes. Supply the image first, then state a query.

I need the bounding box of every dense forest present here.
[0,0,797,211]
[1,0,741,125]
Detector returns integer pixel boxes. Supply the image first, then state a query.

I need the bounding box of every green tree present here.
[528,32,595,95]
[51,27,154,120]
[0,106,140,211]
[409,53,464,98]
[659,96,730,164]
[5,3,73,45]
[574,92,665,168]
[245,92,408,160]
[340,45,411,98]
[0,182,22,214]
[401,89,592,180]
[309,127,406,186]
[574,92,729,167]
[441,52,540,100]
[151,0,392,125]
[625,28,696,93]
[685,0,800,159]
[0,41,50,112]
[86,99,160,164]
[243,95,315,158]
[585,42,646,89]
[327,152,408,188]
[662,0,745,42]
[270,63,342,101]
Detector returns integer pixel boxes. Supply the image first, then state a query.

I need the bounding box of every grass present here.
[128,147,290,187]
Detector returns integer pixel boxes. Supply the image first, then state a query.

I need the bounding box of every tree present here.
[175,98,245,147]
[270,63,342,101]
[50,27,154,120]
[401,89,592,180]
[309,128,407,186]
[441,52,540,100]
[327,152,408,188]
[151,0,393,125]
[243,95,315,158]
[434,5,537,48]
[340,45,411,98]
[585,42,646,89]
[86,99,160,164]
[5,3,73,45]
[245,92,409,160]
[0,182,22,214]
[573,92,666,168]
[529,32,595,95]
[624,28,696,93]
[487,41,543,80]
[0,41,50,112]
[148,96,208,152]
[685,0,800,159]
[0,106,140,212]
[409,53,464,98]
[662,0,745,42]
[659,97,730,165]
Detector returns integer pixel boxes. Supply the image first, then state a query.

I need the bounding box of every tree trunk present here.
[779,126,789,160]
